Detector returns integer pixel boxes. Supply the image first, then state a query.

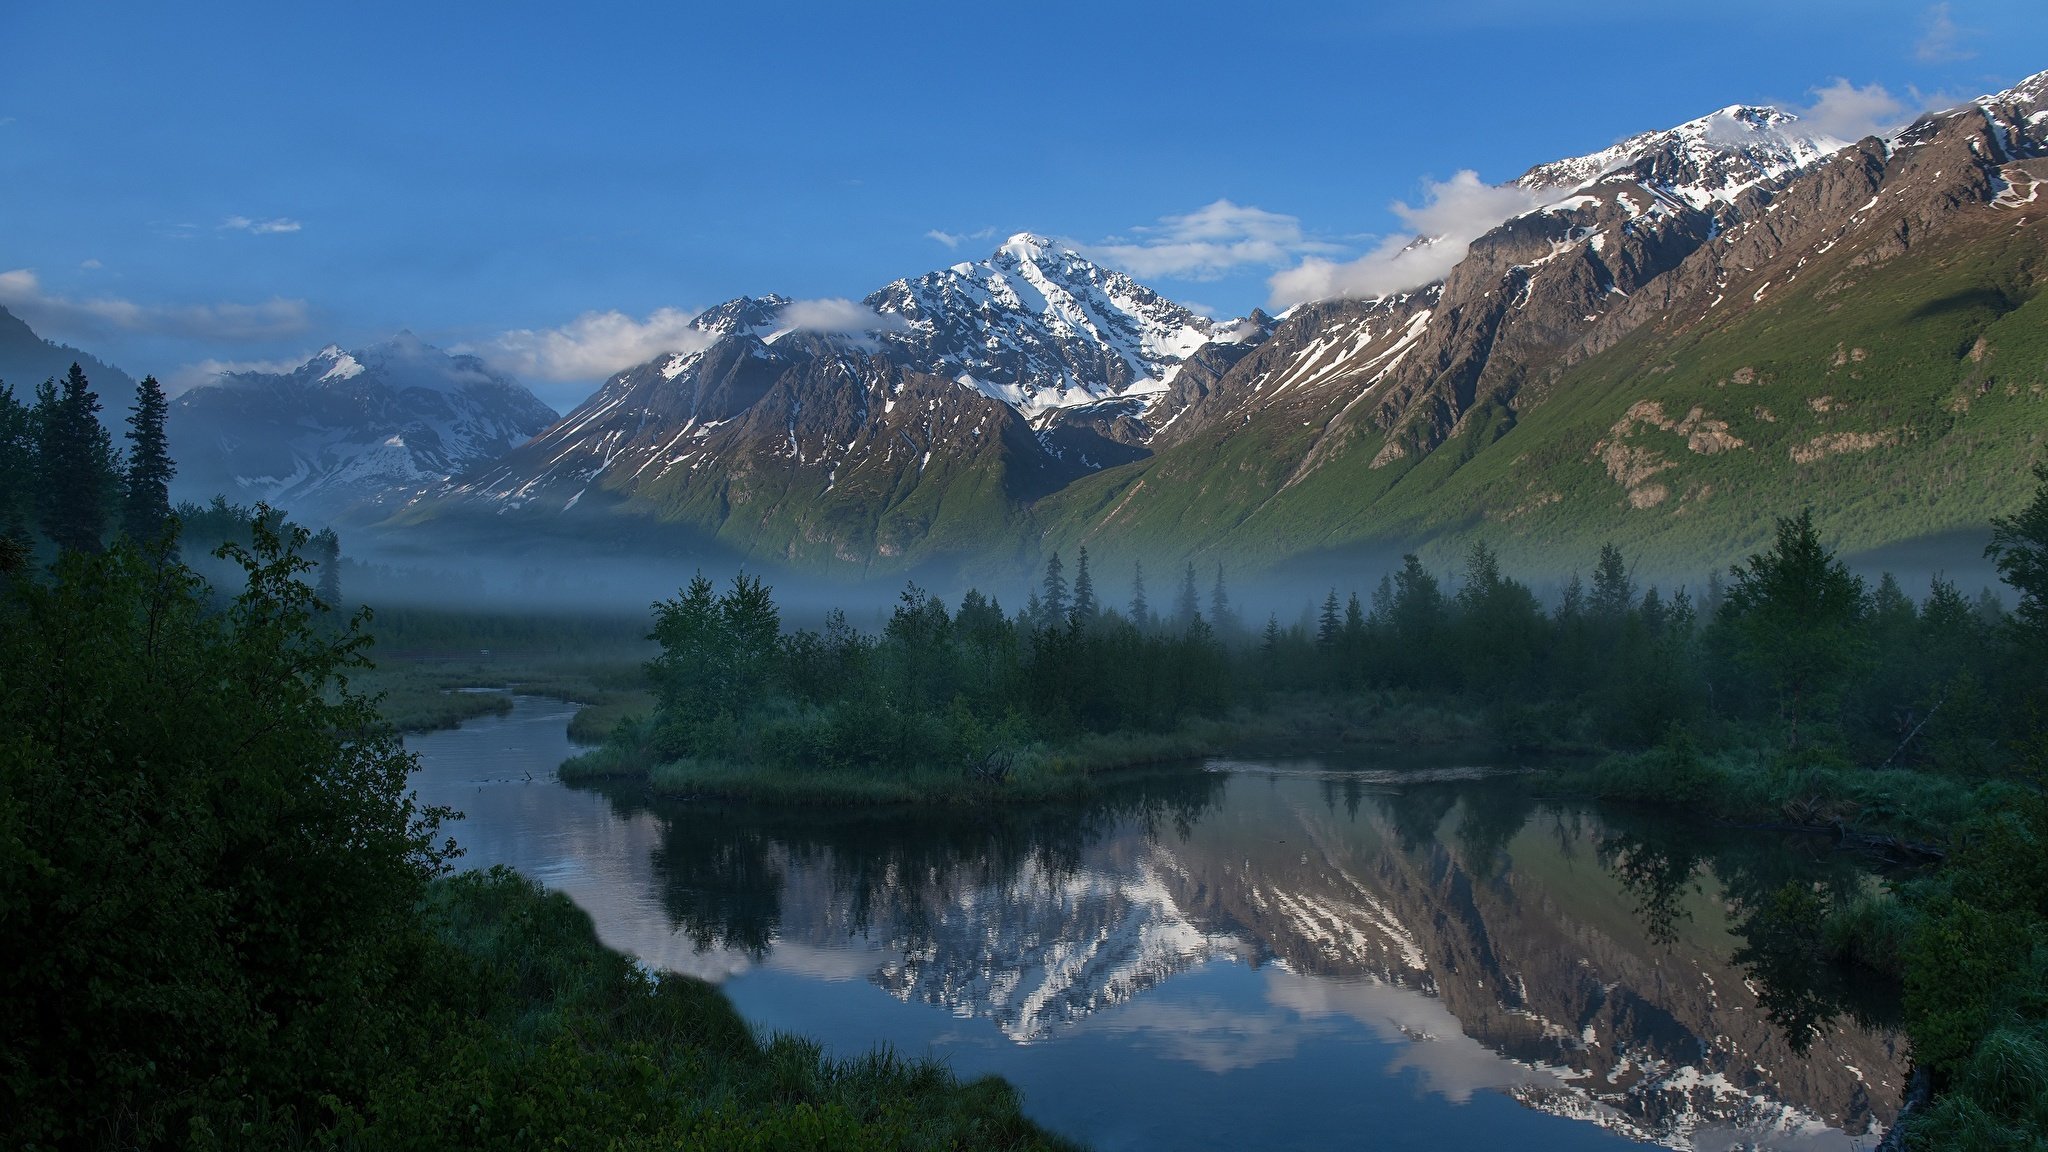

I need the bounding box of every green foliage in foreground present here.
[0,521,1072,1151]
[377,869,1076,1152]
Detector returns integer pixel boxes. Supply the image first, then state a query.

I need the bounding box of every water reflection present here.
[410,698,1907,1151]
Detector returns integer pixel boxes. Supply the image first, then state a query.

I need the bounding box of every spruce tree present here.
[1175,562,1201,630]
[1209,564,1234,634]
[1317,589,1342,647]
[1343,592,1365,641]
[122,375,175,542]
[1039,552,1067,629]
[1590,543,1634,621]
[0,381,33,548]
[312,528,342,608]
[1723,511,1868,748]
[1129,560,1149,628]
[1988,463,2048,645]
[1070,546,1097,628]
[36,365,119,553]
[1262,613,1281,652]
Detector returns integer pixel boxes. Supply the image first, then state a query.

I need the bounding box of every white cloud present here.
[775,297,908,336]
[1796,79,1908,142]
[1915,3,1974,63]
[925,227,995,249]
[488,307,712,383]
[221,215,302,235]
[163,354,312,396]
[1267,172,1541,306]
[1088,199,1340,280]
[0,267,310,341]
[79,258,102,270]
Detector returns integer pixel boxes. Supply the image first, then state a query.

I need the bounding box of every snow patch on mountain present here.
[868,233,1241,418]
[1520,105,1846,210]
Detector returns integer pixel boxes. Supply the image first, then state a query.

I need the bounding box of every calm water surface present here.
[407,695,1906,1151]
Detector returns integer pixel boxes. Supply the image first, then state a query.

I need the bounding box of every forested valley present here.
[7,362,2048,1146]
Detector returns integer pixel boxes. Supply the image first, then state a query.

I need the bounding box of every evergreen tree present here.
[0,382,32,549]
[1070,546,1097,628]
[312,528,342,608]
[36,365,119,552]
[1988,463,2048,645]
[1317,589,1342,648]
[1590,542,1634,621]
[1722,511,1868,748]
[1129,560,1150,628]
[1039,552,1068,629]
[1175,562,1200,630]
[1209,564,1234,634]
[122,375,175,542]
[1556,572,1585,622]
[1343,592,1365,641]
[1262,613,1282,652]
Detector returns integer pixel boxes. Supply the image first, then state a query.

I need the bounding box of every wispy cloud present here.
[1267,172,1541,306]
[1796,79,1909,142]
[164,354,312,396]
[926,227,995,249]
[220,215,303,235]
[1088,200,1341,280]
[1915,3,1974,63]
[0,267,310,341]
[487,307,712,382]
[775,297,907,336]
[79,258,102,270]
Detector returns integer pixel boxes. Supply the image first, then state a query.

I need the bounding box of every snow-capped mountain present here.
[1517,105,1846,206]
[866,232,1236,416]
[170,333,556,521]
[395,68,2048,577]
[421,234,1260,568]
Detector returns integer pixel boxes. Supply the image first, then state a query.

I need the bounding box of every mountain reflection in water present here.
[410,697,1905,1152]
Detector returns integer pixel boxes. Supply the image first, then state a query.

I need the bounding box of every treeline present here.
[0,363,174,563]
[620,567,1231,783]
[616,512,2031,785]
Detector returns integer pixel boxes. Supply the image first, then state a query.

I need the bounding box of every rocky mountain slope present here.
[409,237,1252,570]
[1040,71,2048,578]
[169,334,556,522]
[383,68,2048,579]
[0,305,136,401]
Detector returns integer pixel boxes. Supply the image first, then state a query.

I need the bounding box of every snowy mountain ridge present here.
[169,334,557,521]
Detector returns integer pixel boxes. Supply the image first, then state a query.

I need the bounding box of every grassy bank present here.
[557,692,1511,806]
[391,867,1077,1150]
[1545,732,2013,848]
[559,721,1217,805]
[362,654,651,734]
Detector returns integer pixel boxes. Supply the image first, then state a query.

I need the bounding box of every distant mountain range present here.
[0,306,136,401]
[71,67,2048,578]
[168,335,556,519]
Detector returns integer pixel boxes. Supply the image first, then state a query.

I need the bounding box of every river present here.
[406,694,1907,1151]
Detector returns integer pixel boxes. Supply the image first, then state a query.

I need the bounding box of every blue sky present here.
[3,0,2043,410]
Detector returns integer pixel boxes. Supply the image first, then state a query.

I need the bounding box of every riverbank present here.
[556,691,1513,806]
[397,867,1078,1150]
[363,656,650,734]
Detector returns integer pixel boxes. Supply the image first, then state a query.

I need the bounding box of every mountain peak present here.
[1981,68,2048,108]
[997,231,1059,261]
[1518,100,1843,206]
